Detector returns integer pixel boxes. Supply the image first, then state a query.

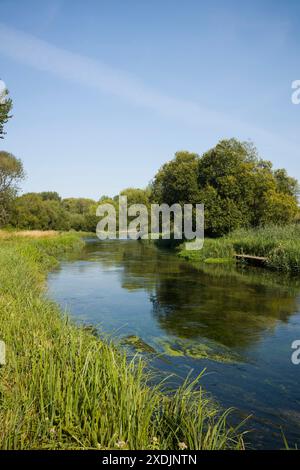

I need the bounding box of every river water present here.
[47,238,300,449]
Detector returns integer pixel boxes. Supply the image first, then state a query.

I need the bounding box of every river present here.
[47,238,300,449]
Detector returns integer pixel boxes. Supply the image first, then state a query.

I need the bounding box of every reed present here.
[180,224,300,273]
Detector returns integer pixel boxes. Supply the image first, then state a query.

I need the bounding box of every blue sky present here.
[0,0,300,199]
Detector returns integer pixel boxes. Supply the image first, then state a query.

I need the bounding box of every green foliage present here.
[151,151,200,205]
[198,139,298,235]
[259,190,298,225]
[151,139,299,236]
[62,197,95,214]
[10,193,71,231]
[181,224,300,273]
[120,187,151,206]
[0,235,246,449]
[39,191,61,202]
[0,151,25,226]
[9,194,101,232]
[179,237,235,263]
[62,197,99,232]
[274,168,299,197]
[4,136,299,238]
[230,225,300,273]
[0,85,12,139]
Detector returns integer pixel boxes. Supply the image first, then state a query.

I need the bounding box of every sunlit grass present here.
[180,224,300,273]
[0,229,59,239]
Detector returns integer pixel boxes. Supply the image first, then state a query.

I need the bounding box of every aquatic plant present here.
[158,338,241,364]
[121,335,157,354]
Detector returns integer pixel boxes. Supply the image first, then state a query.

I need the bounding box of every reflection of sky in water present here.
[47,239,300,449]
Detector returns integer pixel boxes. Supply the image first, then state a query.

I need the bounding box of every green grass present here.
[179,238,235,266]
[180,224,300,274]
[0,233,246,450]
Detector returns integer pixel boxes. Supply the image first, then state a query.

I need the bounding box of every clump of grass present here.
[179,238,235,263]
[230,225,300,273]
[0,234,246,450]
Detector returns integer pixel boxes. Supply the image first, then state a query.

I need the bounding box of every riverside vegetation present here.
[0,232,246,450]
[179,224,300,274]
[0,82,299,449]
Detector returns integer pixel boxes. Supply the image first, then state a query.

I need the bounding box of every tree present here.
[62,197,98,231]
[198,139,262,233]
[150,140,299,237]
[197,139,299,235]
[151,151,200,205]
[120,187,150,206]
[62,198,96,215]
[0,151,25,225]
[274,169,299,198]
[39,191,61,202]
[259,189,298,225]
[10,193,71,230]
[0,83,12,139]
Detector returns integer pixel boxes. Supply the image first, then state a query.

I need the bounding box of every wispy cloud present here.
[40,0,65,30]
[0,22,298,159]
[0,23,229,127]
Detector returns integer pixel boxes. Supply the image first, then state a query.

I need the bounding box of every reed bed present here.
[180,224,300,274]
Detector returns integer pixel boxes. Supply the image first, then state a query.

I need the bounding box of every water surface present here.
[47,239,300,449]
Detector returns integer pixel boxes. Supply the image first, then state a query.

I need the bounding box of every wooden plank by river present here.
[235,253,268,266]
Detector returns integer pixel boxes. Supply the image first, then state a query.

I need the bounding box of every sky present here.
[0,0,300,199]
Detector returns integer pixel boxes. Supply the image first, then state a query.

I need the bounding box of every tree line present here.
[0,87,299,236]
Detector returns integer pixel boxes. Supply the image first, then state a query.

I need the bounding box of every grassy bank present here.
[0,233,246,450]
[179,224,300,274]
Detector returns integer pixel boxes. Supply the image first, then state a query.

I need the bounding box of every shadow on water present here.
[48,239,300,449]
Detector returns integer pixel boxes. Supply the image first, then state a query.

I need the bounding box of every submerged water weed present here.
[158,338,241,364]
[121,335,157,354]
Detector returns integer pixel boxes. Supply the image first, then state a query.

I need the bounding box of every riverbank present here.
[179,224,300,274]
[0,232,246,450]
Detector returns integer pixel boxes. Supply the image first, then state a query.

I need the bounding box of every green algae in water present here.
[158,337,240,363]
[122,335,157,354]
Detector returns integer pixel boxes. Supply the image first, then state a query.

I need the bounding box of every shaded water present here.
[47,239,300,449]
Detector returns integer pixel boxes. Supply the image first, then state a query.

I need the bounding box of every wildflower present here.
[116,440,126,448]
[178,441,188,450]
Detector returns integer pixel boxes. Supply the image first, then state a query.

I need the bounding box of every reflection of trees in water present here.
[150,274,298,349]
[85,240,300,349]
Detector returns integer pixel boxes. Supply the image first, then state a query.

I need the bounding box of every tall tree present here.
[150,140,299,237]
[198,139,298,235]
[151,151,200,205]
[0,83,12,139]
[0,152,25,225]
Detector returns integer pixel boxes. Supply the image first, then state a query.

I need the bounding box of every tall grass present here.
[179,238,235,263]
[0,234,246,450]
[230,225,300,273]
[180,224,300,274]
